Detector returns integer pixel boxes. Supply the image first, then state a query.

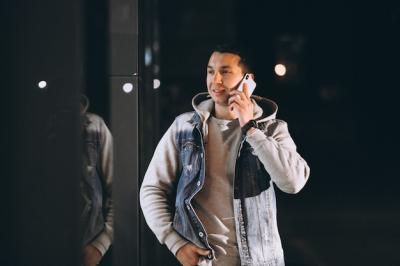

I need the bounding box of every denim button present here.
[186,204,190,210]
[200,153,204,158]
[207,253,213,259]
[198,232,204,237]
[196,180,201,186]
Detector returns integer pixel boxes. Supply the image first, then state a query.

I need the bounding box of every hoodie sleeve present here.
[139,119,189,256]
[246,120,310,194]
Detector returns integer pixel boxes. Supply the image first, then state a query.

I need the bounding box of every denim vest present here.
[80,114,105,246]
[173,112,285,266]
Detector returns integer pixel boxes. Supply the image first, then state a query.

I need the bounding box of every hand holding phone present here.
[237,73,256,96]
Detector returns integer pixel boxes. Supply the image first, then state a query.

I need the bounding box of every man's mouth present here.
[212,87,226,94]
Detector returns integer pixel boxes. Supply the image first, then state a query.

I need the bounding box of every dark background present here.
[2,0,400,265]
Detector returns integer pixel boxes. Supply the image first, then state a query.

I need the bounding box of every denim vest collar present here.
[188,112,203,132]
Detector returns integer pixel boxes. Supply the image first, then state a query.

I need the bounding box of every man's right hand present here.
[176,243,210,266]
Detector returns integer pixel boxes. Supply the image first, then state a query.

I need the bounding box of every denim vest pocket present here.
[177,140,201,197]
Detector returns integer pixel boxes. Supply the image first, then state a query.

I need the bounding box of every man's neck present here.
[214,103,236,120]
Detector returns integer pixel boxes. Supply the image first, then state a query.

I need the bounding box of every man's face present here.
[207,52,245,106]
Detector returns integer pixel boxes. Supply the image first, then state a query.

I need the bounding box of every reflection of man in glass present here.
[80,95,113,266]
[140,45,310,266]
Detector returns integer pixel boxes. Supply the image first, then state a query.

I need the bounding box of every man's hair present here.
[210,43,255,74]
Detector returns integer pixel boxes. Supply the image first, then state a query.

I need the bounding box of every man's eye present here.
[221,71,232,74]
[207,70,214,74]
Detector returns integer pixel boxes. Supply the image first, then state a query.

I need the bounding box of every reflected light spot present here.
[145,47,152,66]
[153,79,161,89]
[274,64,287,76]
[122,83,133,93]
[38,80,47,89]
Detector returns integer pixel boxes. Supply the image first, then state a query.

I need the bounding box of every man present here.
[140,45,310,266]
[80,95,114,266]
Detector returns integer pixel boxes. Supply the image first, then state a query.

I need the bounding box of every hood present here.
[80,94,91,129]
[191,92,278,123]
[80,94,90,114]
[250,95,278,122]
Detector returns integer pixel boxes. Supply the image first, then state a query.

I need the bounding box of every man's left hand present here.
[228,83,254,127]
[83,244,102,266]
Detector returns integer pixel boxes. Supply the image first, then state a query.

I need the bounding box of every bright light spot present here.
[145,47,152,66]
[274,64,287,76]
[122,83,133,93]
[38,80,47,89]
[153,79,161,89]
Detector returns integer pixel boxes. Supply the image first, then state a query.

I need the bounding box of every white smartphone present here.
[237,73,256,96]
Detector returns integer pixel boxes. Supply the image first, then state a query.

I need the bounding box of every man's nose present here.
[213,72,222,84]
